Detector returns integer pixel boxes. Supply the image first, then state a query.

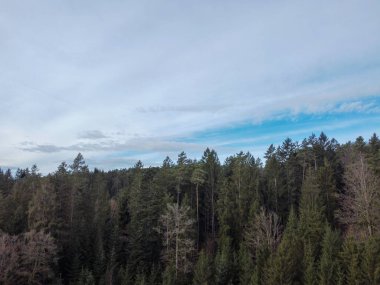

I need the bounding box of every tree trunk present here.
[196,183,199,250]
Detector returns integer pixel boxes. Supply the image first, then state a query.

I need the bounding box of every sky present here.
[1,0,380,174]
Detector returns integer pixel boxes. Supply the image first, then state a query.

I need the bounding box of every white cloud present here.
[0,0,380,172]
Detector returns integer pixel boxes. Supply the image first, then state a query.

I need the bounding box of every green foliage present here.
[340,238,364,285]
[265,208,302,285]
[303,242,317,285]
[117,266,133,285]
[162,265,176,285]
[135,272,147,285]
[70,153,89,173]
[299,172,325,257]
[28,182,57,232]
[76,268,95,285]
[319,226,340,285]
[362,237,380,284]
[238,243,254,285]
[0,134,380,284]
[193,250,213,285]
[214,235,234,285]
[127,165,164,274]
[317,162,338,224]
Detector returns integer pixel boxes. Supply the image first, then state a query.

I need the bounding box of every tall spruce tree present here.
[265,208,302,285]
[319,226,340,285]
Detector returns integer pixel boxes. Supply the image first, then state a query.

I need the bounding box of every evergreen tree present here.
[340,238,364,285]
[28,181,57,233]
[317,161,338,225]
[299,171,325,256]
[201,148,220,239]
[162,265,176,285]
[368,133,380,176]
[128,164,164,275]
[191,165,206,249]
[193,249,213,285]
[264,144,287,218]
[1,133,379,284]
[238,243,254,285]
[362,237,380,285]
[117,266,133,285]
[303,242,317,285]
[265,208,302,285]
[76,268,95,285]
[319,226,340,285]
[214,235,234,285]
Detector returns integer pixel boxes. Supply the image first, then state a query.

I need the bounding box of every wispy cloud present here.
[1,0,380,173]
[20,138,204,154]
[333,101,380,114]
[136,104,226,114]
[77,130,108,139]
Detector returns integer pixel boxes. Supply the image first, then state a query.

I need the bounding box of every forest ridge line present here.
[0,132,380,284]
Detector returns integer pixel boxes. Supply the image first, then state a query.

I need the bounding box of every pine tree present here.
[214,235,233,285]
[70,153,89,173]
[299,172,325,256]
[319,226,340,285]
[265,208,302,285]
[193,249,213,285]
[201,148,220,239]
[191,165,206,249]
[317,161,338,225]
[76,268,95,285]
[117,266,133,285]
[340,238,364,285]
[368,133,380,176]
[162,265,176,285]
[127,162,164,275]
[135,272,147,285]
[28,182,57,233]
[362,237,380,285]
[303,241,317,285]
[238,243,254,285]
[264,144,287,219]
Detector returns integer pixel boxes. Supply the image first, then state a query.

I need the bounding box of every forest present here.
[0,132,380,285]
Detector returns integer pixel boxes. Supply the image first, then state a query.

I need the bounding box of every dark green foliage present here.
[77,268,95,285]
[319,226,341,285]
[238,243,254,285]
[162,265,176,285]
[0,134,379,284]
[265,208,302,285]
[299,171,325,258]
[117,266,133,285]
[317,162,338,225]
[340,238,364,285]
[362,237,380,284]
[193,250,213,285]
[303,242,317,285]
[214,235,234,285]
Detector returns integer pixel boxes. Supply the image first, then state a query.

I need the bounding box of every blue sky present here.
[1,1,380,173]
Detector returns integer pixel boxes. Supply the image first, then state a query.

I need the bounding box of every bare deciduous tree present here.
[157,203,195,278]
[245,207,282,256]
[0,233,19,285]
[339,150,380,238]
[0,230,57,285]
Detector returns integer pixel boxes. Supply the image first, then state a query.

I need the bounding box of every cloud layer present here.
[1,1,380,173]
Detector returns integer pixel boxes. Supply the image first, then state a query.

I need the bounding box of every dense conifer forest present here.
[1,132,380,285]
